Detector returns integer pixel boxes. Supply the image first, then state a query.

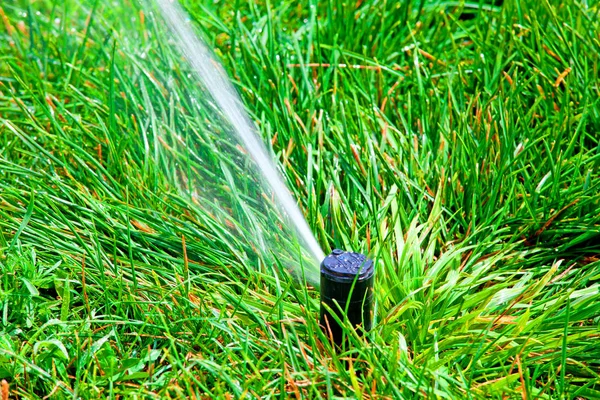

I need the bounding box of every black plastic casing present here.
[319,249,375,344]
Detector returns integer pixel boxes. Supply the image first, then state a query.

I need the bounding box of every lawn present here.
[1,0,599,398]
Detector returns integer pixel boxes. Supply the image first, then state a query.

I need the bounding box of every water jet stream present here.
[128,0,325,283]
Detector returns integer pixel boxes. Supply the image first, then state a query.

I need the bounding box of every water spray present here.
[320,249,374,344]
[136,0,325,284]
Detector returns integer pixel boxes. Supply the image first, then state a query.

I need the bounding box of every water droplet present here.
[54,18,61,24]
[303,18,308,23]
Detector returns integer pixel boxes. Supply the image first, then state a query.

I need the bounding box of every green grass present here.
[1,0,600,398]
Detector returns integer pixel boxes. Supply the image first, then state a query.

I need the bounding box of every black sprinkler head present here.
[320,249,375,344]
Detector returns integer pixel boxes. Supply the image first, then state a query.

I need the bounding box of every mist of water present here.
[154,0,324,264]
[113,0,324,283]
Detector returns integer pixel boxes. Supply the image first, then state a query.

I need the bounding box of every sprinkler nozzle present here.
[320,249,374,344]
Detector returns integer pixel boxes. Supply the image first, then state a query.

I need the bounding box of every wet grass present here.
[1,0,600,398]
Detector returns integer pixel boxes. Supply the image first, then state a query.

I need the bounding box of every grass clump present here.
[1,0,599,398]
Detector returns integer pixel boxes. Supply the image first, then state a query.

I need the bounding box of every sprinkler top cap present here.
[321,249,374,282]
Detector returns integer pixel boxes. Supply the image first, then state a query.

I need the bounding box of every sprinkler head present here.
[320,249,374,345]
